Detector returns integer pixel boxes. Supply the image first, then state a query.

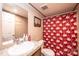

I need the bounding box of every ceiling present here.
[2,3,28,18]
[30,3,77,17]
[2,3,78,18]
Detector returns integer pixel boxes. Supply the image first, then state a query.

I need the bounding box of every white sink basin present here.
[8,41,35,55]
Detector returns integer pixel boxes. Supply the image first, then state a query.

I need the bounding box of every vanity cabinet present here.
[32,48,41,56]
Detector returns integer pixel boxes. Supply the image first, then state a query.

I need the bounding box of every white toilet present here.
[41,48,55,56]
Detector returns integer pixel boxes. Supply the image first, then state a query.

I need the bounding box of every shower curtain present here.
[43,12,78,56]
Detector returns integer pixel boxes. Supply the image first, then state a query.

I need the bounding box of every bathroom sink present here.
[8,41,35,55]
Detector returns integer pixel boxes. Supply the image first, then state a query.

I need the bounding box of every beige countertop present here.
[0,40,43,56]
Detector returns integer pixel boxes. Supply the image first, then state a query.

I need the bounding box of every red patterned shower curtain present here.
[43,12,78,56]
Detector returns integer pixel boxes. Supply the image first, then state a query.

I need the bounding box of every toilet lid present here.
[42,48,55,56]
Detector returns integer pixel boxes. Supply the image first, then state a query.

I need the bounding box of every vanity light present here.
[13,8,18,12]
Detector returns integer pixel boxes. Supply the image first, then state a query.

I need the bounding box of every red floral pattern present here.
[43,12,78,56]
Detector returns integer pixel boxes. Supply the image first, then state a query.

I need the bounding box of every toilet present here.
[41,48,55,56]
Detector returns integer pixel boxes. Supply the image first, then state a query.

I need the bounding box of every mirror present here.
[2,3,28,46]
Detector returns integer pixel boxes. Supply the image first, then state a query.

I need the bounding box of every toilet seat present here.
[41,48,55,56]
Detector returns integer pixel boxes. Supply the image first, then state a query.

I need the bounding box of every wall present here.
[15,16,28,38]
[77,9,79,56]
[17,4,44,41]
[76,4,79,56]
[28,9,43,41]
[0,4,2,50]
[26,4,43,41]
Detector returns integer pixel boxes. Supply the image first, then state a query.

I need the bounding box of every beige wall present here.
[27,5,43,41]
[0,4,2,50]
[77,11,79,56]
[76,4,79,56]
[15,16,28,38]
[28,10,43,41]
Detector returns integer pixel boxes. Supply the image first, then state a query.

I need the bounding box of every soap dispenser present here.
[28,35,31,41]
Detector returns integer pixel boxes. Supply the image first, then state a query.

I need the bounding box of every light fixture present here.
[10,4,18,12]
[13,8,17,12]
[40,4,48,10]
